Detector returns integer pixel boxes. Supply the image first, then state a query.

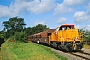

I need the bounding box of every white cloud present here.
[74,11,90,23]
[28,0,56,14]
[54,4,72,15]
[54,0,89,16]
[75,25,90,31]
[0,1,28,17]
[0,0,56,18]
[74,2,90,30]
[28,18,48,27]
[63,0,89,6]
[74,2,90,23]
[58,17,67,24]
[0,5,10,17]
[27,20,47,27]
[34,20,46,25]
[86,25,90,30]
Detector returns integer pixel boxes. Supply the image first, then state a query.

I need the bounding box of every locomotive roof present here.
[62,24,74,26]
[61,24,74,28]
[28,29,55,36]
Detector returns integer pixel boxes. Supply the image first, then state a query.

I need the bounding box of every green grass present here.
[0,47,1,60]
[2,41,67,60]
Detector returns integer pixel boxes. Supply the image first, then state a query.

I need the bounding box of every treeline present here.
[79,29,90,45]
[0,17,49,42]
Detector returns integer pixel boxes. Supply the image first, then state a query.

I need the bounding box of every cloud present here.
[87,2,90,14]
[34,20,46,25]
[63,0,89,6]
[58,17,67,24]
[30,18,48,27]
[75,25,90,31]
[74,2,90,23]
[27,0,56,14]
[0,0,56,18]
[0,1,28,18]
[74,2,90,30]
[53,0,89,16]
[0,0,89,18]
[74,11,90,23]
[86,25,90,30]
[27,20,47,28]
[54,4,72,15]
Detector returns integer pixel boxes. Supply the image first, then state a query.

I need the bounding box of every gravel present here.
[81,48,90,54]
[51,48,90,60]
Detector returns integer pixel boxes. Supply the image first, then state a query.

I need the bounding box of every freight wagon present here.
[28,29,55,44]
[28,24,84,51]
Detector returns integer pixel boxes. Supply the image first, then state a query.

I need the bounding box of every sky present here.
[0,0,90,31]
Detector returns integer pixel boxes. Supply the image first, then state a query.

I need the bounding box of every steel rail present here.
[68,52,90,60]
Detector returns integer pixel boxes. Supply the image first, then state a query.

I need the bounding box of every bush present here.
[14,32,27,42]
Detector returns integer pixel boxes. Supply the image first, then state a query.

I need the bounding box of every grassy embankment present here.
[2,40,67,60]
[0,47,1,60]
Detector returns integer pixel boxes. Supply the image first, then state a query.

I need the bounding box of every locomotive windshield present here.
[55,24,74,32]
[59,24,74,30]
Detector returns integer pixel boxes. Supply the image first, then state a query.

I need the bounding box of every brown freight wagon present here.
[28,33,38,42]
[28,29,55,44]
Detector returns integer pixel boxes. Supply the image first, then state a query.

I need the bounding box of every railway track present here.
[79,51,90,56]
[68,51,90,60]
[34,43,90,60]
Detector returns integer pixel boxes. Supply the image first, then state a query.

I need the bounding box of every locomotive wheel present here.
[37,41,40,44]
[64,45,69,51]
[50,42,54,48]
[63,43,73,52]
[57,44,62,50]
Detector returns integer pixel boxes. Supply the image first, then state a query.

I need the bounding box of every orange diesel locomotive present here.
[28,24,83,51]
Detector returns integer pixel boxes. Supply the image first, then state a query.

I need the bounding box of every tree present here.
[0,31,4,38]
[2,17,26,39]
[24,24,49,35]
[3,17,26,32]
[32,24,49,34]
[14,32,27,42]
[24,27,33,36]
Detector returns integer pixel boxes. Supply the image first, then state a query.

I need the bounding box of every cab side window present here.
[60,26,66,30]
[59,26,71,30]
[62,27,66,30]
[67,26,71,30]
